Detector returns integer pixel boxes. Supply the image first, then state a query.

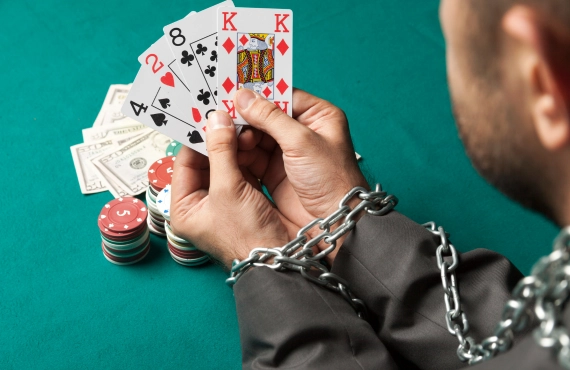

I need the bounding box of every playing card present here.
[163,1,234,120]
[217,8,293,125]
[121,67,208,156]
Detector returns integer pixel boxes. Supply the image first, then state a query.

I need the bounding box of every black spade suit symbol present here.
[151,113,167,126]
[188,130,204,144]
[159,98,170,109]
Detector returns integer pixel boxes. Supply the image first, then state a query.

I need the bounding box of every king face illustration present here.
[237,33,275,99]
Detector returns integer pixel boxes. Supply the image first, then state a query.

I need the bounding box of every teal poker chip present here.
[165,141,182,157]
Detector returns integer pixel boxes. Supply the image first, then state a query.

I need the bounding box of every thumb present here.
[206,111,243,193]
[234,88,314,152]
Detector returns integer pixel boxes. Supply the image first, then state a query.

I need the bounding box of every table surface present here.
[0,0,558,368]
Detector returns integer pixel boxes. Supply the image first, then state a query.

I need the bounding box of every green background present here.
[0,0,558,368]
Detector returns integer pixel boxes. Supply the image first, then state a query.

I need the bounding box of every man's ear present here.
[502,6,570,151]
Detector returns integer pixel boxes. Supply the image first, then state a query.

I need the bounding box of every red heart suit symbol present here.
[192,108,201,123]
[160,72,175,87]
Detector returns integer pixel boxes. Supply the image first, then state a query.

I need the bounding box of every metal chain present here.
[426,223,570,368]
[226,184,398,319]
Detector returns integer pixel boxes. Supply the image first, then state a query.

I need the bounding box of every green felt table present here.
[0,0,558,368]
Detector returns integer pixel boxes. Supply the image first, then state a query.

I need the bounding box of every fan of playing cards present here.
[70,1,294,198]
[123,0,294,156]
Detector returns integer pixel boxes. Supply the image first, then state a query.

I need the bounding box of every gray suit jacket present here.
[234,212,564,369]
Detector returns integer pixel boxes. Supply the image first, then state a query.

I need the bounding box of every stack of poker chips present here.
[157,185,210,267]
[98,197,150,265]
[146,156,176,236]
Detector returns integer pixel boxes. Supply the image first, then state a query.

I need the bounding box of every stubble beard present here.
[451,87,558,224]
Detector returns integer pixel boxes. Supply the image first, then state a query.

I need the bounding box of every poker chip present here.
[156,185,171,221]
[145,186,166,237]
[98,197,148,233]
[164,221,209,267]
[165,141,182,157]
[98,197,150,266]
[148,156,176,192]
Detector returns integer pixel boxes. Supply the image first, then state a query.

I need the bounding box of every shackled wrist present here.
[226,184,398,318]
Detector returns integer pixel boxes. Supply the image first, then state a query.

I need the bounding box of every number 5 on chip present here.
[216,8,293,126]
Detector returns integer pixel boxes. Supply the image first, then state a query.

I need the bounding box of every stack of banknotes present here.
[71,84,173,198]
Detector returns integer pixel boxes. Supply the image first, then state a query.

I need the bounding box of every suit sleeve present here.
[233,266,398,370]
[331,211,526,370]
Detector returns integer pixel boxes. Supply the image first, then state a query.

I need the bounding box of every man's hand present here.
[235,88,368,262]
[170,111,292,269]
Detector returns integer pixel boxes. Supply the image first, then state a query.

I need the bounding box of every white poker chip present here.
[156,185,172,221]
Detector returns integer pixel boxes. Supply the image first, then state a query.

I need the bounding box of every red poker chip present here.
[168,242,206,259]
[98,197,148,233]
[148,156,176,191]
[98,218,147,241]
[101,241,150,263]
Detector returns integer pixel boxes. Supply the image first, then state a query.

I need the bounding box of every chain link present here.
[226,184,398,319]
[426,223,570,368]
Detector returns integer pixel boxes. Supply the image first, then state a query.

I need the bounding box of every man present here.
[170,0,570,368]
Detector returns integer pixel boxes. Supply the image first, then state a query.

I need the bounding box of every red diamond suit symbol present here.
[222,78,235,93]
[223,37,235,54]
[276,79,289,95]
[277,39,289,55]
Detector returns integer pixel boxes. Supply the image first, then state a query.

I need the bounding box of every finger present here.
[234,88,316,152]
[237,127,263,151]
[291,88,333,119]
[291,88,349,139]
[206,111,243,195]
[171,145,208,211]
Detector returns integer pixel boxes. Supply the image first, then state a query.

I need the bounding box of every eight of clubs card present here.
[217,8,293,125]
[163,1,234,119]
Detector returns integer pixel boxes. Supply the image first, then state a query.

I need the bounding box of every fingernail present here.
[237,88,256,110]
[208,111,232,130]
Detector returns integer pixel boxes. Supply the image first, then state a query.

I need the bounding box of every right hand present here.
[234,88,369,262]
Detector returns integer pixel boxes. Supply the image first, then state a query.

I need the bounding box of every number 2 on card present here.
[145,54,164,73]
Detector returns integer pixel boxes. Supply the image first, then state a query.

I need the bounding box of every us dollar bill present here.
[70,133,145,195]
[91,129,171,198]
[70,139,117,194]
[82,121,148,143]
[92,84,137,127]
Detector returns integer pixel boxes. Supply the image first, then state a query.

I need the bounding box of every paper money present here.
[92,84,138,127]
[70,133,146,194]
[82,121,148,143]
[91,129,171,198]
[70,139,118,194]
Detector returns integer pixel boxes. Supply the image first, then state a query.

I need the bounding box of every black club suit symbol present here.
[181,50,195,66]
[204,65,216,77]
[196,44,207,56]
[197,89,211,105]
[210,50,217,62]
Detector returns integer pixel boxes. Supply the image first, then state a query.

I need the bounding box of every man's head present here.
[440,0,570,226]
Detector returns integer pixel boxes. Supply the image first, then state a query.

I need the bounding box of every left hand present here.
[169,111,293,268]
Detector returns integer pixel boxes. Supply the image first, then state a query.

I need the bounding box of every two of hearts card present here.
[121,1,293,156]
